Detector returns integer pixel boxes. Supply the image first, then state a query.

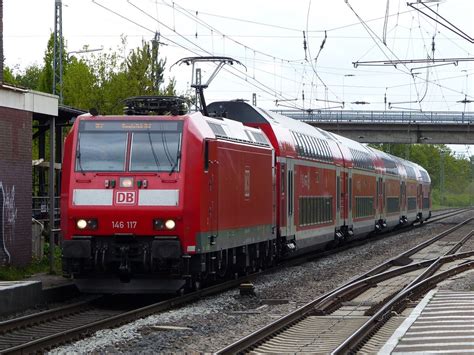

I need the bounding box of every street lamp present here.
[67,47,103,59]
[439,148,449,206]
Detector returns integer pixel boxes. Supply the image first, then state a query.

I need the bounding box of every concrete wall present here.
[0,105,32,266]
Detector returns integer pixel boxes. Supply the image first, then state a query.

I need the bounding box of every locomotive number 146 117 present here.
[112,221,137,229]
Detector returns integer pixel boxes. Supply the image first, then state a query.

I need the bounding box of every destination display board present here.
[79,120,182,132]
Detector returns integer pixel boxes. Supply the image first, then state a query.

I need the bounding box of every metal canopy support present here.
[53,0,63,103]
[171,56,245,116]
[49,115,56,273]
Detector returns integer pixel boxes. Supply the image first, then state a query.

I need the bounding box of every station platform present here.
[0,274,77,316]
[380,289,474,353]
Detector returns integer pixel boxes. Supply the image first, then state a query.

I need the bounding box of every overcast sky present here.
[3,0,474,155]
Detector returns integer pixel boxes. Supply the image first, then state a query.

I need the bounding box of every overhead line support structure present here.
[353,57,474,67]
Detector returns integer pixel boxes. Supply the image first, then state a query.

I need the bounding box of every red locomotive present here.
[61,97,431,293]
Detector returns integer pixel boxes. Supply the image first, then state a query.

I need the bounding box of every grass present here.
[0,244,62,281]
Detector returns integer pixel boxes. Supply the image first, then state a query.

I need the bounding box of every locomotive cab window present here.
[76,132,128,172]
[130,131,182,172]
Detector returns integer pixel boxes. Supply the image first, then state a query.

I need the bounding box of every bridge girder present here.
[305,122,473,144]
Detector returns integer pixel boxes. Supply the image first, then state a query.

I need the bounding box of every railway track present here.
[0,278,251,354]
[0,208,466,353]
[217,213,474,354]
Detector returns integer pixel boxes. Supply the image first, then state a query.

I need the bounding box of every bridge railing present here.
[273,110,474,124]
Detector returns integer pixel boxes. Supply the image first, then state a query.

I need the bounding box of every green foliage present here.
[17,64,43,90]
[61,38,175,114]
[9,34,175,115]
[0,244,62,280]
[63,57,97,109]
[38,34,57,94]
[3,66,17,85]
[3,64,42,90]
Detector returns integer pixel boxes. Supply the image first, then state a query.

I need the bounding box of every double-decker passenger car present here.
[61,97,431,293]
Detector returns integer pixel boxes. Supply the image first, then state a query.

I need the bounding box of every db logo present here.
[115,191,136,205]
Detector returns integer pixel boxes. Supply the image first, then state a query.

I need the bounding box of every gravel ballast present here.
[52,211,473,353]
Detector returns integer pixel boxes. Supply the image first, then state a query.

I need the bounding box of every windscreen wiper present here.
[76,134,85,175]
[147,131,161,169]
[169,151,181,176]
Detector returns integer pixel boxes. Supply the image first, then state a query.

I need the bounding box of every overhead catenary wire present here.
[126,0,306,109]
[344,0,463,111]
[154,0,312,108]
[89,0,472,112]
[92,0,301,108]
[304,0,344,108]
[156,1,443,34]
[408,1,474,43]
[383,0,390,45]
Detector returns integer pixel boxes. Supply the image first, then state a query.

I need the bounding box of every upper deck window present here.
[349,148,375,171]
[290,130,334,163]
[381,157,399,175]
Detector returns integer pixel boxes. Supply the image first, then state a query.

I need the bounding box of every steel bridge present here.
[274,110,474,144]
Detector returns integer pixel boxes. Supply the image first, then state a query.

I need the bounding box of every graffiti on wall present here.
[0,182,17,264]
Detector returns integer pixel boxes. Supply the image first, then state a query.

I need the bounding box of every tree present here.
[74,38,176,114]
[2,66,17,85]
[16,64,42,90]
[62,57,97,109]
[38,33,68,95]
[125,40,169,96]
[7,34,177,115]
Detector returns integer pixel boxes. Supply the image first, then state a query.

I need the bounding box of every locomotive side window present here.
[204,140,209,171]
[76,132,127,172]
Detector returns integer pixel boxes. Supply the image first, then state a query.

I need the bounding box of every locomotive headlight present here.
[76,218,98,230]
[153,219,164,230]
[120,177,134,188]
[77,219,87,229]
[165,219,176,230]
[153,219,176,230]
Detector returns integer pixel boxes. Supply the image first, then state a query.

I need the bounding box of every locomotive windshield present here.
[130,132,181,172]
[76,120,183,173]
[76,132,127,171]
